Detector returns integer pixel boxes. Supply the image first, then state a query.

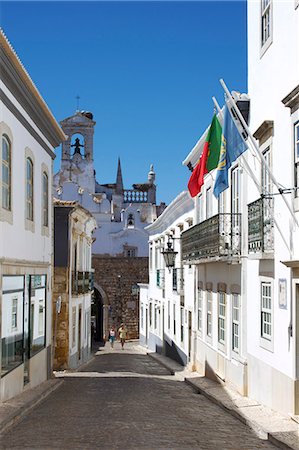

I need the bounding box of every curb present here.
[185,378,295,450]
[148,353,295,450]
[0,379,63,435]
[147,352,175,375]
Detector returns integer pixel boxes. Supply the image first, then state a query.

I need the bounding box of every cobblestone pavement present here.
[1,343,278,450]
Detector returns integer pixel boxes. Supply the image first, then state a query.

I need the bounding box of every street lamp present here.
[161,238,178,270]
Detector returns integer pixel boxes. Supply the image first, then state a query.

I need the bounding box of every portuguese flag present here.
[188,114,222,198]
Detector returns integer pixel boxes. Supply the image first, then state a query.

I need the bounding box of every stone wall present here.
[92,256,148,339]
[53,267,69,370]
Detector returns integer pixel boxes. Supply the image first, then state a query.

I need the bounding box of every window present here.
[206,187,212,219]
[218,192,224,215]
[172,268,178,291]
[42,172,49,227]
[141,305,144,330]
[231,167,241,215]
[1,276,24,377]
[173,304,176,335]
[72,307,76,347]
[180,308,184,342]
[261,0,272,48]
[124,247,136,257]
[127,213,134,228]
[197,289,203,333]
[149,244,153,271]
[198,195,203,223]
[11,298,18,329]
[295,122,299,197]
[218,292,226,345]
[149,302,152,327]
[29,275,46,356]
[154,305,157,329]
[26,157,34,221]
[2,135,11,210]
[261,147,272,195]
[261,282,272,340]
[207,290,212,337]
[232,294,240,353]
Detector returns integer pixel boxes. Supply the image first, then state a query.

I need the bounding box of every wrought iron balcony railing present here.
[182,213,241,263]
[172,267,184,295]
[72,271,93,295]
[248,197,274,253]
[156,269,165,289]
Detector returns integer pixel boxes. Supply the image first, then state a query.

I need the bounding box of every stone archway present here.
[93,283,109,341]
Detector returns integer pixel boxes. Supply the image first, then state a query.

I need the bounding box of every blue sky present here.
[1,1,247,205]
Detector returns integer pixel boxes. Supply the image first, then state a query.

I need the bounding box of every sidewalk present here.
[0,378,63,435]
[147,351,299,450]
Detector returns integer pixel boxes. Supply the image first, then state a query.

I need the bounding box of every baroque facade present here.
[0,30,65,401]
[54,111,166,339]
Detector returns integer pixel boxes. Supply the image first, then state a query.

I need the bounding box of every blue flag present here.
[213,105,247,199]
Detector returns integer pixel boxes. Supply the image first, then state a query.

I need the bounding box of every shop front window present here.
[1,276,24,376]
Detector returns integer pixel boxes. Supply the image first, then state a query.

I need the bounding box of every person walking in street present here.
[108,326,116,349]
[118,323,127,350]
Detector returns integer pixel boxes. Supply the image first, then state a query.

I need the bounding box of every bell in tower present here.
[55,110,97,194]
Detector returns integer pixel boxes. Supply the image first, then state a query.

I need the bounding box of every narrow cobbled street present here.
[1,343,277,450]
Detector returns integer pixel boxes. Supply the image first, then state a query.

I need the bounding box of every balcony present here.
[72,271,93,295]
[173,267,184,295]
[182,213,241,263]
[248,197,274,254]
[156,269,165,289]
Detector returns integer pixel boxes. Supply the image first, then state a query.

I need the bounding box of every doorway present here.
[78,306,82,361]
[188,311,192,361]
[92,288,104,342]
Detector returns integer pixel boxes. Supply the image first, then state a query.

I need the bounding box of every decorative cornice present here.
[0,89,56,159]
[0,28,66,147]
[282,85,299,114]
[145,190,194,235]
[253,120,274,141]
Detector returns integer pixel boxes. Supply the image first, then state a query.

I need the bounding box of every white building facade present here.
[139,191,194,365]
[245,0,299,415]
[0,30,65,401]
[140,1,299,416]
[53,201,96,370]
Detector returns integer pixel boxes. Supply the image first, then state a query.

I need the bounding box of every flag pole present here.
[219,78,299,228]
[212,95,292,254]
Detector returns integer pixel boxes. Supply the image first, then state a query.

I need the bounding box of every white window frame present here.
[232,294,240,354]
[260,279,274,351]
[180,307,184,343]
[261,146,272,196]
[72,307,76,347]
[206,187,212,219]
[26,157,34,221]
[231,166,241,215]
[173,303,176,336]
[197,288,203,334]
[218,292,226,348]
[218,192,225,215]
[198,194,203,223]
[11,297,18,329]
[2,135,11,211]
[0,124,13,224]
[42,171,49,228]
[294,121,299,197]
[261,0,273,56]
[206,290,212,339]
